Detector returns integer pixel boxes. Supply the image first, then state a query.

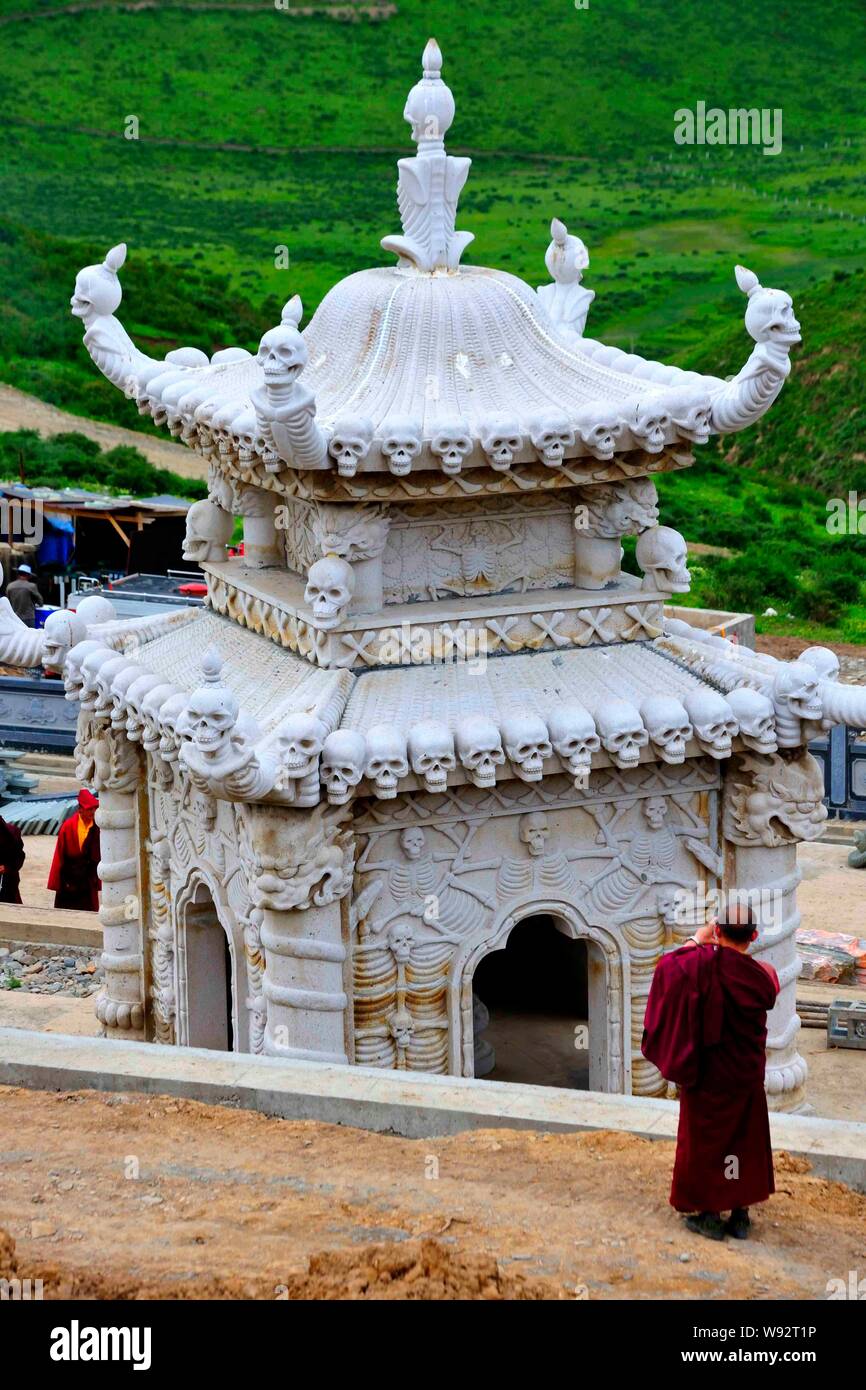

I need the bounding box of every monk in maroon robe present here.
[642,906,779,1241]
[0,814,25,903]
[47,789,101,911]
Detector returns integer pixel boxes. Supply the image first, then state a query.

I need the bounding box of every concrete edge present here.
[0,1028,864,1192]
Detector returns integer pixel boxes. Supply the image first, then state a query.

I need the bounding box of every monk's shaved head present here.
[716,902,757,946]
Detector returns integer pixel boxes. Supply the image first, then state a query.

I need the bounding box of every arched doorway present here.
[454,905,629,1093]
[472,914,588,1088]
[178,879,236,1051]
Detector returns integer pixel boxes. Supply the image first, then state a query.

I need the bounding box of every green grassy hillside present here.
[0,0,864,638]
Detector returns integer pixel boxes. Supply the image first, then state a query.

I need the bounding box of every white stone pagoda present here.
[4,40,859,1112]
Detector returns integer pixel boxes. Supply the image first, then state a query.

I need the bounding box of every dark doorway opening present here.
[472,914,589,1089]
[184,887,235,1051]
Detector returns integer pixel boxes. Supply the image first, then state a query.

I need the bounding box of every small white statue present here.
[183,499,233,565]
[537,218,595,339]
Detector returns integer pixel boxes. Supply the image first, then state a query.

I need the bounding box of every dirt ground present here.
[0,1086,864,1301]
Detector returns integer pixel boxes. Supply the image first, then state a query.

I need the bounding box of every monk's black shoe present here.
[685,1212,726,1241]
[726,1208,751,1240]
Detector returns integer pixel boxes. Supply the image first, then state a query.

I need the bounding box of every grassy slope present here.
[0,0,864,634]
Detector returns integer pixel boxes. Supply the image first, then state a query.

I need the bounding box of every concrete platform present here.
[0,902,101,950]
[1,1028,864,1193]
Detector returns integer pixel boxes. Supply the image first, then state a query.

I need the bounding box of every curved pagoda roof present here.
[71,41,801,481]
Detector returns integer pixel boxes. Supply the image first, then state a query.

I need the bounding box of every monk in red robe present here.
[0,814,25,903]
[642,905,779,1241]
[47,789,101,911]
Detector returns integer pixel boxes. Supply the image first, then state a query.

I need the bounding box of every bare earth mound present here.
[1,1087,864,1300]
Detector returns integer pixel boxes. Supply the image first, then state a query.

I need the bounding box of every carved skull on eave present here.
[321,730,367,805]
[631,400,670,453]
[594,699,649,769]
[407,720,456,793]
[529,413,576,468]
[455,715,505,788]
[547,702,600,783]
[501,712,553,783]
[726,688,777,755]
[685,690,738,760]
[773,662,824,722]
[641,695,693,765]
[365,724,409,799]
[576,410,622,461]
[380,419,422,476]
[157,692,189,763]
[183,499,234,565]
[139,683,180,754]
[180,652,240,759]
[327,417,374,478]
[41,609,86,674]
[431,423,473,475]
[255,321,308,387]
[303,556,355,630]
[479,419,524,471]
[276,713,327,779]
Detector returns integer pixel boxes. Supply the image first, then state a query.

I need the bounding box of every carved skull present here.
[303,556,355,629]
[799,646,840,682]
[595,699,649,769]
[139,683,180,753]
[501,713,553,783]
[547,702,600,783]
[380,420,422,476]
[157,692,189,762]
[69,244,125,325]
[641,695,693,765]
[431,424,473,475]
[726,688,777,755]
[388,1007,415,1049]
[364,724,409,798]
[255,320,308,386]
[773,662,823,723]
[327,417,374,478]
[108,665,146,730]
[88,654,128,718]
[685,690,738,759]
[519,811,549,858]
[738,268,802,346]
[455,715,505,788]
[636,526,691,593]
[388,921,416,964]
[74,593,116,630]
[576,411,622,461]
[41,609,86,673]
[400,827,426,860]
[530,414,576,467]
[183,499,233,564]
[479,420,523,471]
[407,720,456,793]
[123,674,163,741]
[277,712,326,778]
[669,390,712,445]
[320,730,366,804]
[631,401,670,452]
[181,651,239,758]
[65,641,111,702]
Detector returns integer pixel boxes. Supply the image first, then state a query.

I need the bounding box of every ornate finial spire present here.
[381,40,474,273]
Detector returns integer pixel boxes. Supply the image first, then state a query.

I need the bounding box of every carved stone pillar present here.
[76,716,147,1039]
[244,804,354,1063]
[722,749,828,1113]
[236,485,281,568]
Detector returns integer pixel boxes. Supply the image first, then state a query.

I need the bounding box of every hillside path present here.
[0,384,206,481]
